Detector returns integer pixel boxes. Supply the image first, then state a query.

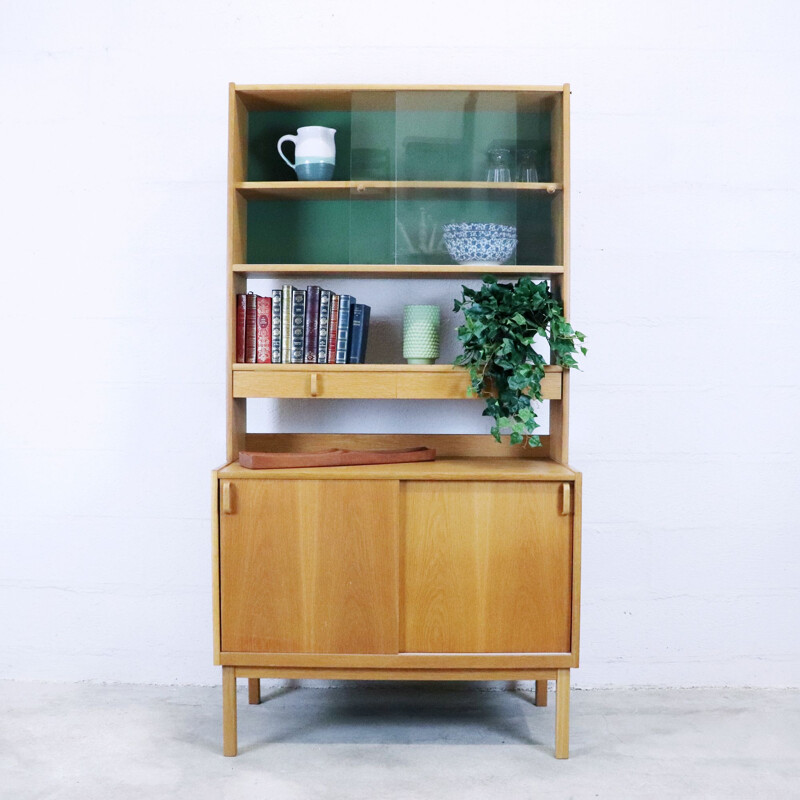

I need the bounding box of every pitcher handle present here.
[277,134,297,169]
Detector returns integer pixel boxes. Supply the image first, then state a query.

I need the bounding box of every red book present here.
[235,294,247,363]
[245,292,257,363]
[256,295,272,363]
[328,294,340,364]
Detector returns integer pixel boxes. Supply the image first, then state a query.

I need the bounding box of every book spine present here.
[303,285,321,363]
[317,290,331,363]
[270,289,282,363]
[256,295,272,363]
[348,304,370,364]
[281,284,293,363]
[327,294,340,364]
[245,291,257,364]
[291,289,306,363]
[335,295,353,364]
[235,293,247,363]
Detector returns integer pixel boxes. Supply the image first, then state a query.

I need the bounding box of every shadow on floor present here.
[235,681,549,750]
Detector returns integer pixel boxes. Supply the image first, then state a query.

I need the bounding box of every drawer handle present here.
[560,483,571,516]
[310,373,319,397]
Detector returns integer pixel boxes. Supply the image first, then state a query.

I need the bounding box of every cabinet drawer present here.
[397,372,472,399]
[396,369,562,400]
[233,369,397,398]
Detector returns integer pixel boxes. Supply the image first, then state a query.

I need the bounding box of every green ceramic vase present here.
[403,305,440,365]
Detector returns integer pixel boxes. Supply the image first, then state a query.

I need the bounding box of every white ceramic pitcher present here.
[277,126,336,181]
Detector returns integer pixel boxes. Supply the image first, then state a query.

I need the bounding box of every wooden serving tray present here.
[238,447,436,470]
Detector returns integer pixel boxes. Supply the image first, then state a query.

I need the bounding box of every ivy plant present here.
[453,275,586,447]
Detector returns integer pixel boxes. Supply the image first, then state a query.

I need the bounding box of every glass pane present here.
[395,91,516,265]
[396,90,518,182]
[350,91,395,181]
[396,187,519,266]
[350,91,396,264]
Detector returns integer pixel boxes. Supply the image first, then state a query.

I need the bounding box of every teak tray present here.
[238,447,436,470]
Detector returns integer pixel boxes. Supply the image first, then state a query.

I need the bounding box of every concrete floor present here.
[1,681,798,799]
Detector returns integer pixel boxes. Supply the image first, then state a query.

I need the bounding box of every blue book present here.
[334,295,354,364]
[348,304,370,364]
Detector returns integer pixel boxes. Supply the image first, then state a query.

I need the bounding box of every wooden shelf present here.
[233,263,564,278]
[235,180,562,200]
[232,364,562,401]
[219,456,577,482]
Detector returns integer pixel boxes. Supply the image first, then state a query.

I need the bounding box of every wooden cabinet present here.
[213,84,580,759]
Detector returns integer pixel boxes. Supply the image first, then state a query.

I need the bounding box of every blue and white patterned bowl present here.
[442,224,518,265]
[443,223,517,238]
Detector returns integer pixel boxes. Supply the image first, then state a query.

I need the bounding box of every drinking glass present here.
[486,148,512,182]
[516,149,539,182]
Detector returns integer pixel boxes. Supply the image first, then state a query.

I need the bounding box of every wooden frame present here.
[215,84,578,759]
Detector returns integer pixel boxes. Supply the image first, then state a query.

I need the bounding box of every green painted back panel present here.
[247,199,397,265]
[246,194,554,266]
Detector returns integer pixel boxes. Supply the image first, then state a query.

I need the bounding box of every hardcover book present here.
[291,288,307,363]
[235,293,247,363]
[317,289,332,363]
[348,303,370,364]
[281,284,293,363]
[304,285,321,363]
[334,295,354,364]
[245,291,257,364]
[256,295,272,363]
[271,289,282,363]
[327,294,340,364]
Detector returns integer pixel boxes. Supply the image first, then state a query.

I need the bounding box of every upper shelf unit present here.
[231,86,568,271]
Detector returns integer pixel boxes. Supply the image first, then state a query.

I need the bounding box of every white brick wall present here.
[0,0,797,686]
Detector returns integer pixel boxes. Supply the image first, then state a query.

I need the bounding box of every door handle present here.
[310,372,319,397]
[560,482,571,516]
[221,481,234,514]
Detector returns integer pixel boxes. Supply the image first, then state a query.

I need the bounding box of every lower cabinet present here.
[215,469,580,758]
[219,477,574,657]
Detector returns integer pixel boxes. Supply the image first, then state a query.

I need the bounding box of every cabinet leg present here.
[223,667,238,757]
[555,669,570,759]
[535,679,548,707]
[248,678,261,705]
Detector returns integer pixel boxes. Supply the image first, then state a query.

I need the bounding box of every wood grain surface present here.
[402,481,572,653]
[220,480,399,654]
